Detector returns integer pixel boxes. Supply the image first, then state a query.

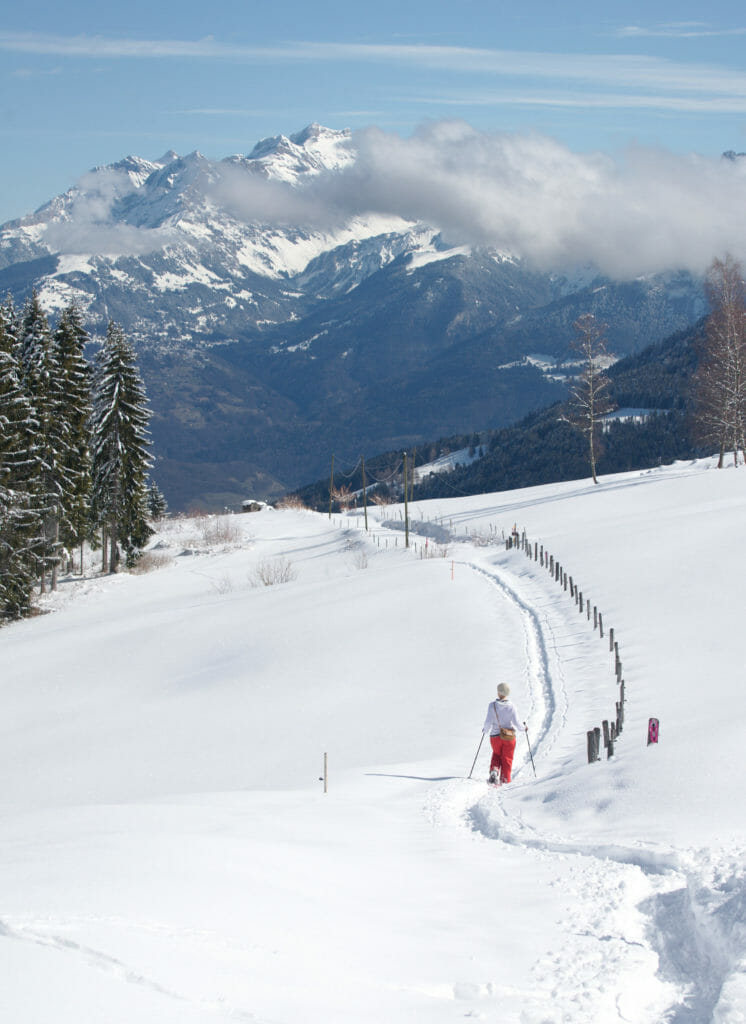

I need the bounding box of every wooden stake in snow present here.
[403,452,410,548]
[328,454,335,519]
[361,455,368,531]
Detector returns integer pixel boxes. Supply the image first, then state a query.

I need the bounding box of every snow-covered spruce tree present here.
[693,255,746,467]
[146,479,168,520]
[16,292,73,592]
[89,322,153,571]
[566,313,615,485]
[2,291,20,343]
[53,303,93,568]
[0,301,43,619]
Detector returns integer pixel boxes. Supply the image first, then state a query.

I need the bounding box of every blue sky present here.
[3,0,746,224]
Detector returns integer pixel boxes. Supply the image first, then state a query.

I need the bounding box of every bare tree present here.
[370,490,392,516]
[331,484,355,510]
[693,255,746,467]
[567,313,615,484]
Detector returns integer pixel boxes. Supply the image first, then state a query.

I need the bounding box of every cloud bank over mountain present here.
[341,123,746,277]
[216,122,746,279]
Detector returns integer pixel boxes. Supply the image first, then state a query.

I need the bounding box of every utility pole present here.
[403,452,409,548]
[328,453,335,519]
[361,455,368,531]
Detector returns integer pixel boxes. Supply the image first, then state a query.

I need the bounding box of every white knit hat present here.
[497,683,510,697]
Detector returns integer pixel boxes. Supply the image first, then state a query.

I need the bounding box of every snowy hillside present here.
[2,457,745,1022]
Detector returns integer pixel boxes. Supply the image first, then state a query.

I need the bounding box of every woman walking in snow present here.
[483,683,525,785]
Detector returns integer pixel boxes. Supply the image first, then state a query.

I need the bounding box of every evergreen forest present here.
[0,294,164,622]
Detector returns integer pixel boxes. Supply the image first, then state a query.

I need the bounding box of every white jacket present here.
[483,698,524,736]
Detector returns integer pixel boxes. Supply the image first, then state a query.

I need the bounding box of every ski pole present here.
[468,733,485,779]
[524,723,536,777]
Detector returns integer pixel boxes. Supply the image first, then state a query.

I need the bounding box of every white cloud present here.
[6,31,746,135]
[11,66,62,78]
[43,220,177,257]
[4,32,746,100]
[177,108,268,116]
[211,170,341,230]
[362,125,746,278]
[618,23,746,39]
[414,90,746,115]
[42,167,178,256]
[0,32,239,59]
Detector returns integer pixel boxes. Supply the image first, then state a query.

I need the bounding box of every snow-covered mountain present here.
[0,125,707,509]
[0,124,426,342]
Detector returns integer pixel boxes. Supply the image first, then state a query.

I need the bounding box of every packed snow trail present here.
[394,505,746,1024]
[463,558,561,769]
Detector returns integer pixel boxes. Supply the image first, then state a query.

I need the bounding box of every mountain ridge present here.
[0,124,708,509]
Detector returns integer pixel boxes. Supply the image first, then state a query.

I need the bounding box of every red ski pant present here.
[489,735,517,783]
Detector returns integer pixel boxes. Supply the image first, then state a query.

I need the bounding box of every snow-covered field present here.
[2,457,745,1023]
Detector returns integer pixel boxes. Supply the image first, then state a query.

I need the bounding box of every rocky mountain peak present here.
[243,123,354,183]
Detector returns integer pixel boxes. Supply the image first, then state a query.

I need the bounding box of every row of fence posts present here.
[332,519,450,559]
[506,529,625,765]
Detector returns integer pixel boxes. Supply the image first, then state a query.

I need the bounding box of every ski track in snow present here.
[0,914,269,1022]
[465,557,564,762]
[406,521,746,1024]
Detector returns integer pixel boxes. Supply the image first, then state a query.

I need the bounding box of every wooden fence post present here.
[530,538,630,766]
[587,729,600,763]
